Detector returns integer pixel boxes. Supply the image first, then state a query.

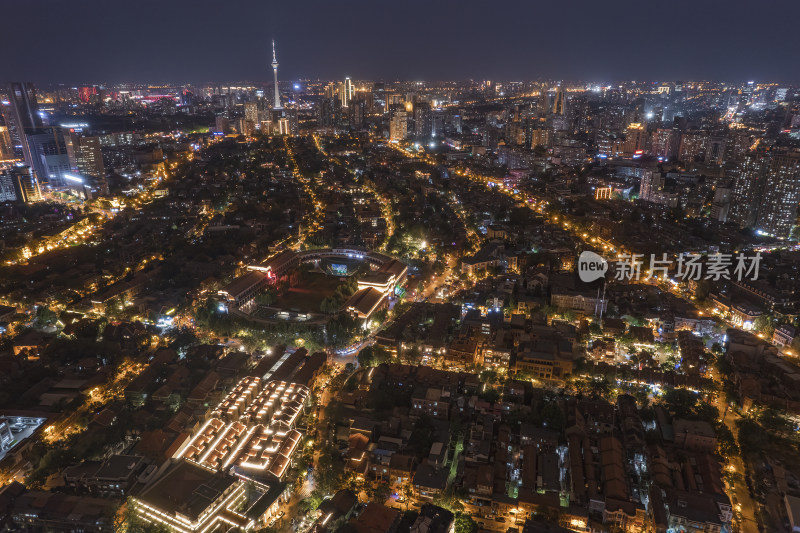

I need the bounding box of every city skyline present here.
[3,4,800,533]
[5,0,800,84]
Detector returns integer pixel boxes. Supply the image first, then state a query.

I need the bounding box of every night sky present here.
[6,0,800,84]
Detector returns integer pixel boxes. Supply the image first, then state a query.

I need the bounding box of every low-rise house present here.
[63,454,149,497]
[413,464,449,501]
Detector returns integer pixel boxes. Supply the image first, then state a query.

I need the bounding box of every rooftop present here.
[136,460,237,521]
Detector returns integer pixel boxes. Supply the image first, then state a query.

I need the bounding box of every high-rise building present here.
[705,136,726,165]
[552,85,566,115]
[215,116,231,134]
[538,84,551,115]
[372,82,386,114]
[730,150,800,238]
[236,117,254,136]
[650,128,677,160]
[756,151,800,238]
[5,83,43,159]
[24,127,71,187]
[729,151,767,229]
[530,127,551,150]
[244,101,259,125]
[180,89,195,107]
[726,131,756,163]
[0,163,21,202]
[276,108,298,136]
[6,83,41,131]
[505,120,526,146]
[639,169,664,202]
[5,85,72,186]
[244,100,271,131]
[0,125,13,159]
[65,132,105,179]
[413,102,432,139]
[431,109,444,138]
[739,81,755,109]
[710,186,731,223]
[678,131,708,163]
[623,123,646,157]
[389,110,408,141]
[317,97,338,129]
[324,82,337,100]
[349,98,366,130]
[1,164,43,203]
[547,85,570,131]
[0,171,15,202]
[446,109,463,135]
[340,77,354,108]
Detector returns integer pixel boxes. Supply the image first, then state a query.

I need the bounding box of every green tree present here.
[372,483,392,503]
[255,288,277,306]
[357,345,391,368]
[694,279,711,301]
[35,305,58,326]
[661,387,708,419]
[561,309,577,322]
[588,377,612,399]
[753,314,775,339]
[117,498,173,532]
[478,388,500,404]
[716,424,738,457]
[401,482,414,510]
[758,408,791,436]
[454,512,478,533]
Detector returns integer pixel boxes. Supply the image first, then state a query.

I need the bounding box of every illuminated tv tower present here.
[271,40,282,110]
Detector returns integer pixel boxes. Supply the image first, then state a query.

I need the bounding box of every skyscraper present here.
[705,136,726,165]
[63,131,107,195]
[729,151,766,229]
[244,100,271,131]
[639,169,664,202]
[65,132,105,179]
[0,125,13,159]
[317,97,338,129]
[24,127,71,187]
[413,102,432,139]
[710,186,731,223]
[623,123,646,157]
[5,82,43,160]
[730,150,800,238]
[678,131,708,163]
[537,84,550,115]
[552,85,566,115]
[372,82,386,114]
[739,81,755,109]
[1,164,43,203]
[244,101,259,125]
[756,151,800,238]
[6,83,41,131]
[0,169,16,202]
[349,98,366,130]
[340,77,354,108]
[650,128,677,160]
[390,110,408,141]
[271,41,282,110]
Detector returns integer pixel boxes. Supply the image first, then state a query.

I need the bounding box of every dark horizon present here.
[5,0,800,85]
